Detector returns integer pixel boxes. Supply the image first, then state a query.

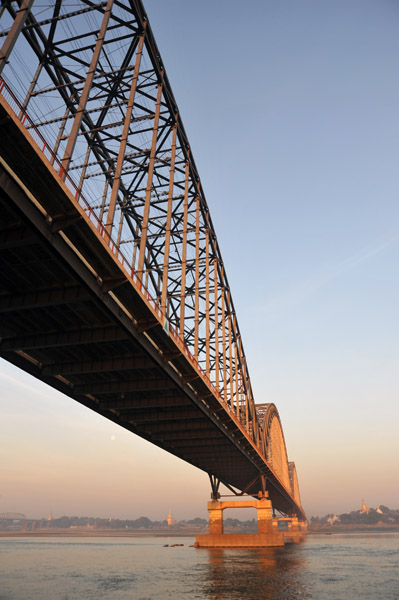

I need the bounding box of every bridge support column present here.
[196,493,284,548]
[208,500,224,534]
[256,494,273,533]
[279,515,307,543]
[291,515,299,532]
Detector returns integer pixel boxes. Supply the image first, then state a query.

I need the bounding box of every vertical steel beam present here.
[228,305,240,416]
[98,179,110,223]
[51,102,71,165]
[0,0,34,76]
[209,474,221,500]
[228,305,233,408]
[214,258,219,390]
[221,284,227,401]
[76,144,92,198]
[117,203,125,245]
[19,61,43,119]
[260,474,267,495]
[238,336,249,431]
[234,337,240,419]
[205,224,210,377]
[238,369,244,423]
[131,221,140,271]
[137,80,163,274]
[106,30,145,233]
[161,122,178,314]
[60,0,114,179]
[179,159,189,339]
[194,194,200,358]
[19,0,61,117]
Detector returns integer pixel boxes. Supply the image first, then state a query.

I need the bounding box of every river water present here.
[0,533,398,599]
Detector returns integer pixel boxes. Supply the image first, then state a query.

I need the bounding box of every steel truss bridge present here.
[0,0,305,521]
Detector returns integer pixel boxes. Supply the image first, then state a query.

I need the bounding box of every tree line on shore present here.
[26,515,258,531]
[310,505,399,526]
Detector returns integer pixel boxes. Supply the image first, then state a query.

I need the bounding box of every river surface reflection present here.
[203,542,309,600]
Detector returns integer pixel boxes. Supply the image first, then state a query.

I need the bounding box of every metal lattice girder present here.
[0,0,261,443]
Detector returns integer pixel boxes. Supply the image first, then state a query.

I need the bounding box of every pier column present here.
[256,494,273,534]
[291,516,299,532]
[207,500,223,534]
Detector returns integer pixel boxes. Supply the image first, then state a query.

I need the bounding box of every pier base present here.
[195,532,284,548]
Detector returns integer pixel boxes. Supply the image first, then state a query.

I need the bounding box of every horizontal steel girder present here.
[42,354,153,375]
[141,420,212,434]
[0,225,37,249]
[0,325,128,351]
[149,429,223,441]
[0,285,91,313]
[100,395,190,410]
[121,407,204,423]
[74,378,175,395]
[167,438,233,450]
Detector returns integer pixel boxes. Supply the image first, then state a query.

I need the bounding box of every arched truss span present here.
[0,512,26,520]
[288,462,301,508]
[256,403,291,494]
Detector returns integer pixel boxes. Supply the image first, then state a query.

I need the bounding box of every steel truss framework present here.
[0,0,260,437]
[0,0,304,516]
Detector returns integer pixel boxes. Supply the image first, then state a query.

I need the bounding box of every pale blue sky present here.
[1,0,398,519]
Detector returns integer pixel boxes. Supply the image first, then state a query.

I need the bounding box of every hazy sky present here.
[1,0,398,520]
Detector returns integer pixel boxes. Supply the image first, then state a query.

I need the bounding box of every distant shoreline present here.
[1,526,399,538]
[308,526,399,534]
[0,530,199,538]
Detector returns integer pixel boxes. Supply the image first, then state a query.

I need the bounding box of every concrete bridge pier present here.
[277,514,307,543]
[195,492,284,548]
[257,494,274,533]
[208,500,224,534]
[291,515,299,532]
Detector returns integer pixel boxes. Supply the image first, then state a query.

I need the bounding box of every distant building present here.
[47,511,53,521]
[326,514,340,525]
[361,499,369,514]
[166,508,176,526]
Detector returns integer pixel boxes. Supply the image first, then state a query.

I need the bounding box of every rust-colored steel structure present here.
[0,0,305,520]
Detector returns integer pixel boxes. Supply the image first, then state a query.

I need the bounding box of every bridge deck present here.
[0,98,304,520]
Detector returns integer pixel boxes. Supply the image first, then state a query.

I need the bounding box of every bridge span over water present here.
[0,0,305,522]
